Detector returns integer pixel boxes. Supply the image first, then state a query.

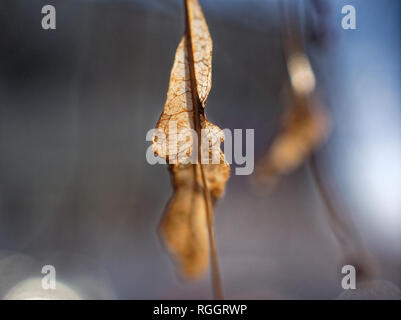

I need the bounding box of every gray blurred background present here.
[0,0,400,299]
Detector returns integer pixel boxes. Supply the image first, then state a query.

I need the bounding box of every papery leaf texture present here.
[152,0,230,278]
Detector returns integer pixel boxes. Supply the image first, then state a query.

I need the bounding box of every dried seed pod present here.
[256,90,330,188]
[152,0,230,281]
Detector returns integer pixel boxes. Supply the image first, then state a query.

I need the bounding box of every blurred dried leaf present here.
[162,157,229,278]
[153,0,229,279]
[256,91,330,188]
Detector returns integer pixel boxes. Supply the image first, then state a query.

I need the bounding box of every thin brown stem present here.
[184,0,223,300]
[309,154,352,249]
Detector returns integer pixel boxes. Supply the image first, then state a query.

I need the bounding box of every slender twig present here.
[184,0,223,300]
[309,154,377,280]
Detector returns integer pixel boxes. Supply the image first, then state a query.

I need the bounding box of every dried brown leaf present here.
[256,91,330,187]
[152,0,230,279]
[162,157,229,278]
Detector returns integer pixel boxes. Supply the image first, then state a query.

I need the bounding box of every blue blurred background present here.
[0,0,399,299]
